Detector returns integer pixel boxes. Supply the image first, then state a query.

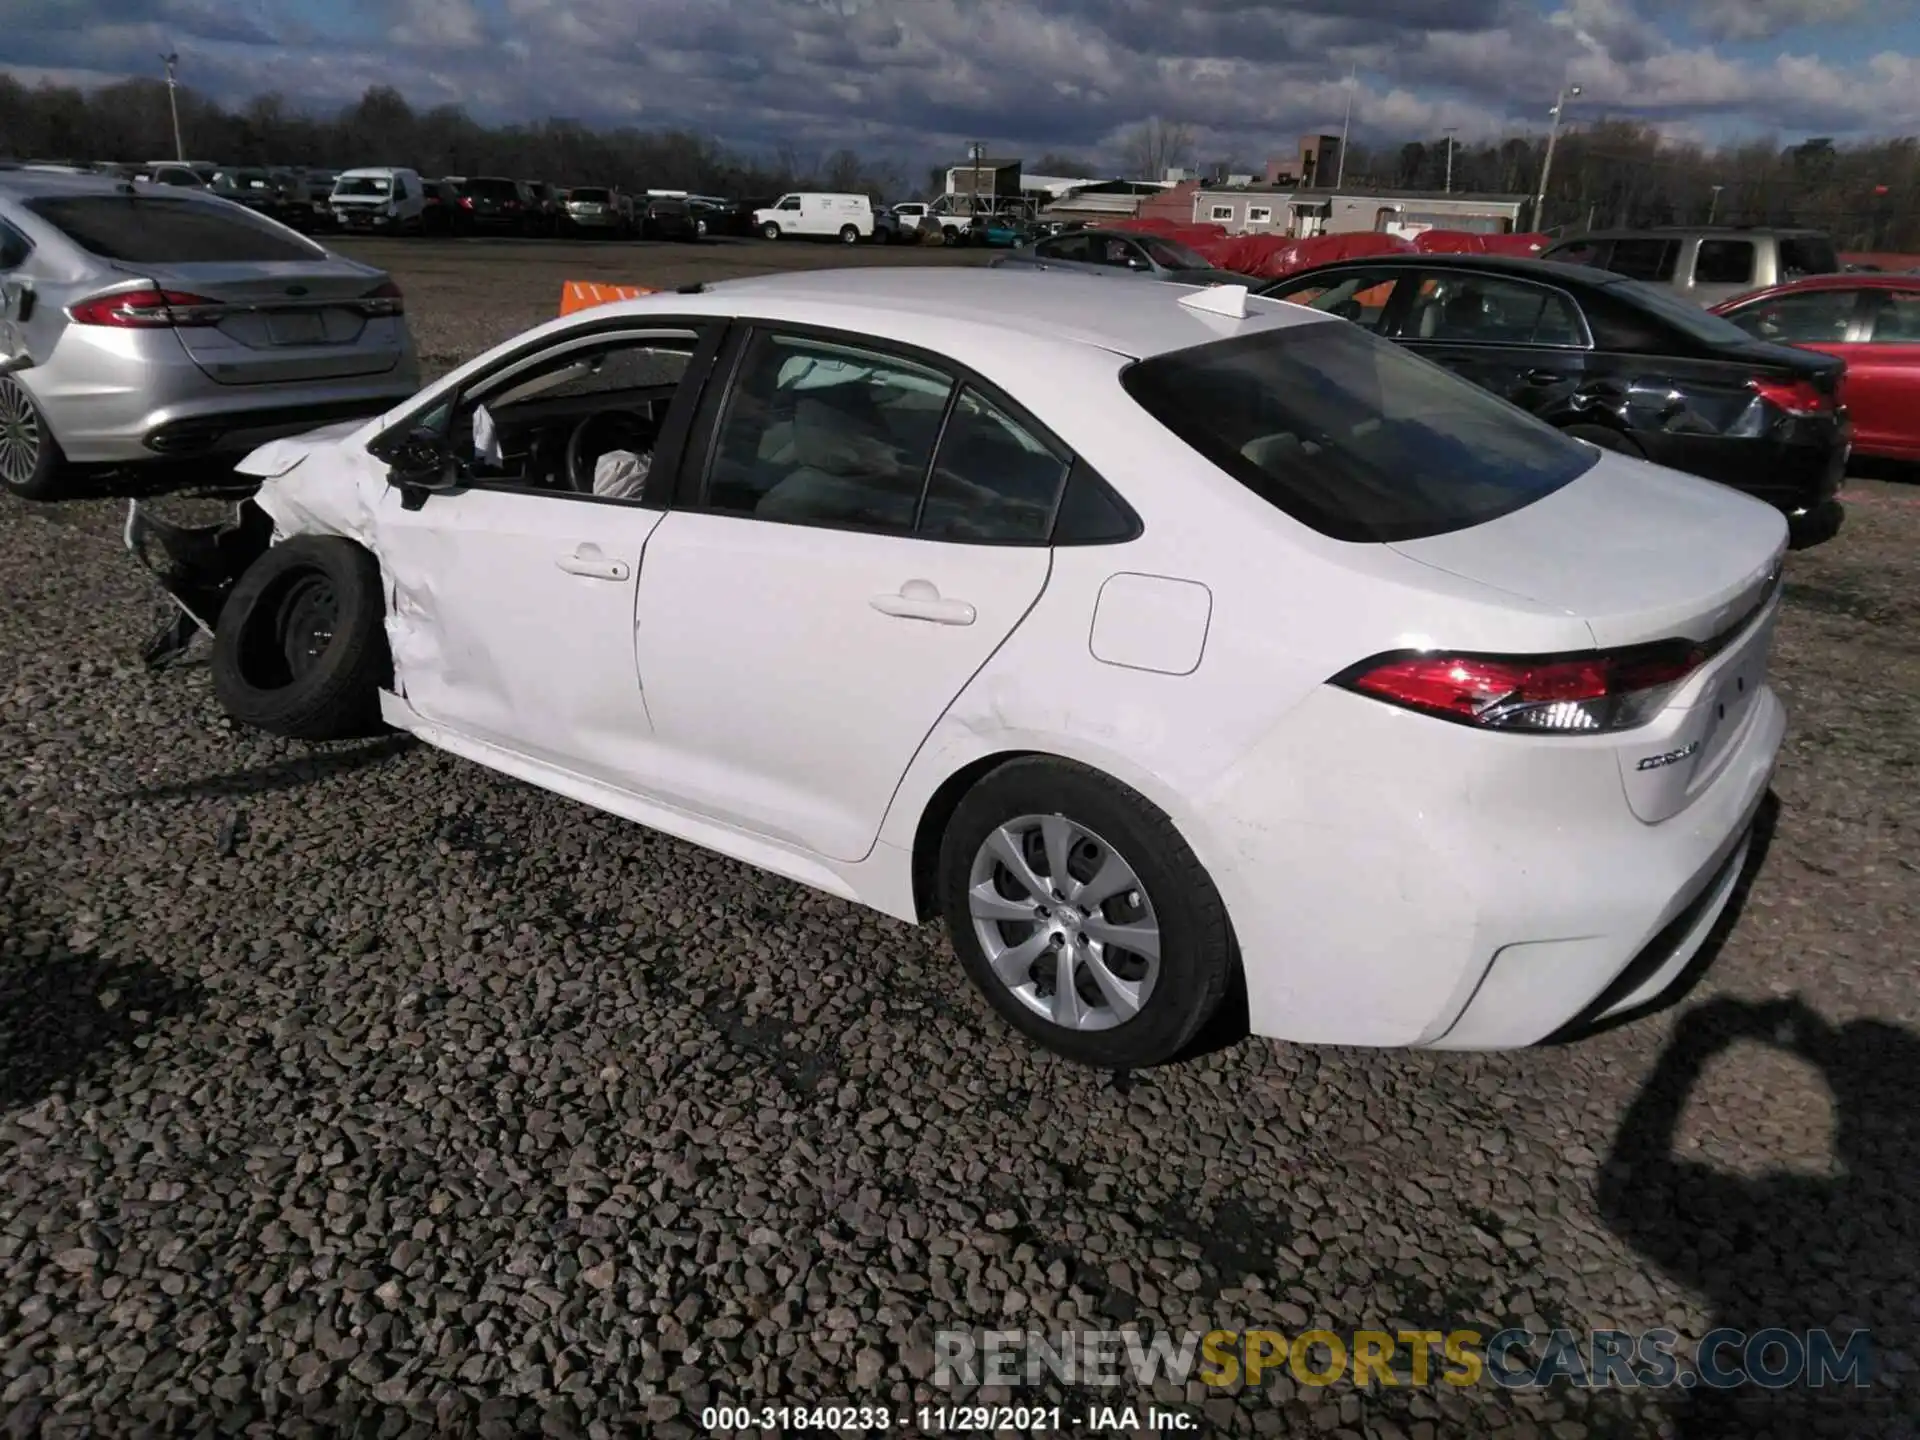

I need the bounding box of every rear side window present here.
[1609,279,1759,348]
[1694,240,1754,286]
[1778,235,1839,280]
[1121,322,1599,544]
[24,196,322,263]
[1606,239,1679,282]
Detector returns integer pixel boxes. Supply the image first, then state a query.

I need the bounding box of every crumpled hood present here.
[235,418,377,480]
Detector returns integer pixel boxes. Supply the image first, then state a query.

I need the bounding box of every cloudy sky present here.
[2,0,1918,164]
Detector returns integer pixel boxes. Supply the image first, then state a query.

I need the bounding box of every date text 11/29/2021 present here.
[699,1404,1196,1432]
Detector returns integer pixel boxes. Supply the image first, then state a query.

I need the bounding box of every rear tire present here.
[937,757,1235,1069]
[761,221,782,240]
[0,375,64,501]
[211,536,392,741]
[1562,423,1645,458]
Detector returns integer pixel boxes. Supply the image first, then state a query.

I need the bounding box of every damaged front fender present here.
[125,497,274,668]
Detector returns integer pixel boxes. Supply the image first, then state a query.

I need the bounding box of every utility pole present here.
[1444,128,1457,193]
[1336,64,1356,189]
[969,140,984,219]
[1708,183,1724,225]
[1533,82,1581,230]
[161,52,185,162]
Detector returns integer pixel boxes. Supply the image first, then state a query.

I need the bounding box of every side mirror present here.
[386,425,461,508]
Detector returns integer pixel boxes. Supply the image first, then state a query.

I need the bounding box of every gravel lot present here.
[3,237,1917,1440]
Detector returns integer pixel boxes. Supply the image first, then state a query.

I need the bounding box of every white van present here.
[330,167,427,235]
[753,192,875,244]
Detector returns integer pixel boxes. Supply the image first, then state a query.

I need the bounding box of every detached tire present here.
[211,536,391,741]
[938,757,1235,1069]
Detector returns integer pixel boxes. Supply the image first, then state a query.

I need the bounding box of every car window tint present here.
[1545,239,1605,268]
[1870,291,1920,344]
[1694,239,1755,286]
[1094,237,1138,268]
[1405,274,1586,346]
[918,387,1070,542]
[705,332,954,532]
[25,196,323,262]
[1269,271,1398,332]
[1605,239,1678,282]
[1121,322,1598,544]
[1724,288,1857,344]
[1778,236,1839,280]
[0,221,31,269]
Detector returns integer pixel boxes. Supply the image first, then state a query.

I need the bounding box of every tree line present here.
[3,75,1917,250]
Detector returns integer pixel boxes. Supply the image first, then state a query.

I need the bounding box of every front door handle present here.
[1523,368,1562,385]
[557,544,630,582]
[871,579,976,626]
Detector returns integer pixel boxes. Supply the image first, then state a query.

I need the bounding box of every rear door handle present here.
[871,580,976,626]
[557,544,630,582]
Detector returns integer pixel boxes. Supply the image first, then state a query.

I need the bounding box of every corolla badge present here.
[1637,740,1701,772]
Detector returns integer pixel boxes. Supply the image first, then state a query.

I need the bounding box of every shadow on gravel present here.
[1600,996,1920,1438]
[120,734,418,804]
[0,946,203,1110]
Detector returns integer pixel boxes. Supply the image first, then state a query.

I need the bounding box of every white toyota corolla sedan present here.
[128,268,1788,1069]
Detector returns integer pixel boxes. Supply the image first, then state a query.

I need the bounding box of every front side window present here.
[1093,236,1141,268]
[1722,288,1858,345]
[704,333,954,531]
[1693,239,1755,286]
[1606,239,1678,282]
[919,387,1070,542]
[24,196,324,263]
[1869,291,1920,343]
[1120,322,1599,543]
[1403,273,1588,347]
[778,196,802,211]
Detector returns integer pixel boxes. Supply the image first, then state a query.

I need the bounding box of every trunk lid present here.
[123,260,406,386]
[1387,451,1787,650]
[1389,454,1788,823]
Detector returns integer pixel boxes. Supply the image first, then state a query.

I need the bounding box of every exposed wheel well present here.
[908,750,1039,922]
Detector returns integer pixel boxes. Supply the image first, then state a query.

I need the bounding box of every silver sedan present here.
[0,170,419,499]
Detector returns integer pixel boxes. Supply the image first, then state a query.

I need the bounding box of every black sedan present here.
[1259,255,1849,536]
[992,229,1249,287]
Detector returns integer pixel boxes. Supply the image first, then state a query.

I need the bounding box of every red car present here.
[1712,273,1920,463]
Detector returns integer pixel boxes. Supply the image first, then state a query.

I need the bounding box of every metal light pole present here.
[161,52,184,162]
[1532,82,1581,230]
[1336,63,1356,189]
[1444,128,1457,193]
[1707,184,1724,225]
[969,140,983,218]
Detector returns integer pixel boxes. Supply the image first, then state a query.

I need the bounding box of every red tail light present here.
[1750,377,1832,417]
[1335,642,1712,733]
[458,195,475,209]
[68,289,224,328]
[357,280,404,318]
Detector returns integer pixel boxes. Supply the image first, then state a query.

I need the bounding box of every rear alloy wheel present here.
[211,536,392,740]
[839,224,860,245]
[0,375,63,501]
[939,758,1235,1068]
[761,221,782,241]
[1562,423,1645,458]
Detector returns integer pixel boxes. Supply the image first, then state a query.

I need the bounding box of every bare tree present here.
[1117,117,1195,182]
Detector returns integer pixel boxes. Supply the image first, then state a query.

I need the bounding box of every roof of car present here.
[1549,226,1828,239]
[0,170,154,199]
[651,267,1332,359]
[1712,272,1920,309]
[1273,252,1635,289]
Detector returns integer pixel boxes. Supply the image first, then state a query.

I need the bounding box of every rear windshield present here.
[570,187,611,202]
[1608,277,1762,346]
[464,179,520,199]
[25,196,322,263]
[1779,234,1839,279]
[1121,321,1598,543]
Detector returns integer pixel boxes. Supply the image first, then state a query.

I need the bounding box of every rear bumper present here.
[22,327,418,466]
[1642,429,1847,516]
[1203,679,1785,1050]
